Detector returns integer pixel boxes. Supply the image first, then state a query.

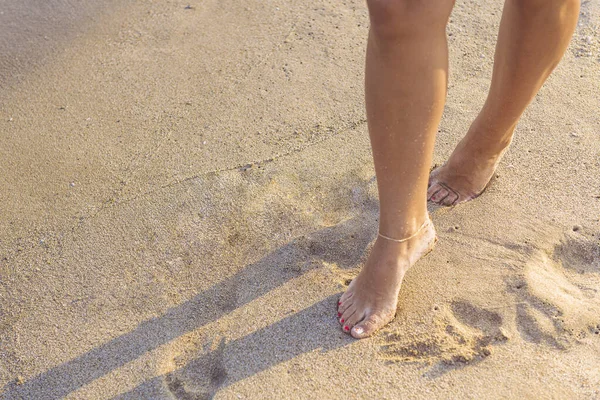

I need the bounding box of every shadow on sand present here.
[2,214,376,399]
[114,295,345,400]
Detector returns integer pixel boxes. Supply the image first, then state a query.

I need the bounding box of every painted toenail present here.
[338,301,342,305]
[337,312,341,317]
[340,319,345,323]
[344,326,349,331]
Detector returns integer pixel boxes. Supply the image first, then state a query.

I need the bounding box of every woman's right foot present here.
[428,127,513,206]
[337,218,437,339]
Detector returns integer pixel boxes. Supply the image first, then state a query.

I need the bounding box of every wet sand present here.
[1,0,599,398]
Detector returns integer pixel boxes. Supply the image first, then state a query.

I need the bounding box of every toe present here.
[351,314,389,339]
[343,309,365,332]
[340,305,357,328]
[428,186,449,204]
[337,297,354,315]
[339,290,353,304]
[427,183,440,201]
[440,191,459,206]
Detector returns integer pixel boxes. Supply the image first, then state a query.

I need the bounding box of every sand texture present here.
[1,0,599,399]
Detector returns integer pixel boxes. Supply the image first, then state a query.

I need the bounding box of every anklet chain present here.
[377,219,430,243]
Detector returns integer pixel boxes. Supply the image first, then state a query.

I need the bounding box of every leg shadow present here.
[113,295,348,400]
[2,213,375,399]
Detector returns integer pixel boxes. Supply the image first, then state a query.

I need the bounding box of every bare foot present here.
[427,129,512,206]
[337,219,437,339]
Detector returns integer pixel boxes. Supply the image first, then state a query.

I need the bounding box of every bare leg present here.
[428,0,580,206]
[337,0,455,339]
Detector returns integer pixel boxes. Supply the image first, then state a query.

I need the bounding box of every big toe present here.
[351,313,391,339]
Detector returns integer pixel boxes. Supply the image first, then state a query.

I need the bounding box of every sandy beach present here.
[1,0,599,398]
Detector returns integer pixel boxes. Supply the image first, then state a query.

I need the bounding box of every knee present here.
[366,0,455,40]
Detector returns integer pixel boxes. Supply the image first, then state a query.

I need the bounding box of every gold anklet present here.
[377,219,430,243]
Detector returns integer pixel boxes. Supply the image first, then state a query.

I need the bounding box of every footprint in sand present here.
[380,228,600,365]
[163,337,227,400]
[380,300,509,365]
[555,229,600,274]
[512,230,600,348]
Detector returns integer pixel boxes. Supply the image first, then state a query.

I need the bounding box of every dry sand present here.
[1,0,599,399]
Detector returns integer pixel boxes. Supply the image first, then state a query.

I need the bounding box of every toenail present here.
[338,301,342,305]
[337,312,341,317]
[340,319,345,323]
[344,326,349,331]
[353,327,364,335]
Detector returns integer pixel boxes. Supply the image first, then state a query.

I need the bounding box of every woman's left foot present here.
[427,129,512,206]
[337,219,437,339]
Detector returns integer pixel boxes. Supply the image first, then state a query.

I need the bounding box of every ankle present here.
[464,119,515,156]
[377,213,430,241]
[461,128,513,158]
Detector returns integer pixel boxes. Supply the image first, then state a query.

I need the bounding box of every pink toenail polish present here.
[337,312,341,317]
[340,319,345,323]
[344,326,349,331]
